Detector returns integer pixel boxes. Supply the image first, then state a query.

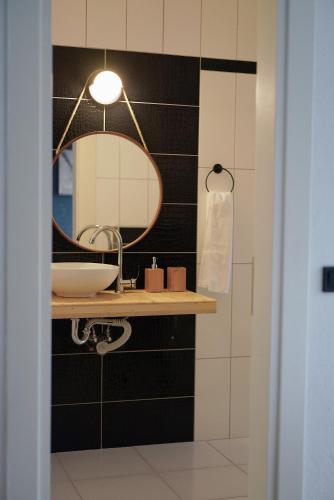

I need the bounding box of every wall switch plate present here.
[322,267,334,292]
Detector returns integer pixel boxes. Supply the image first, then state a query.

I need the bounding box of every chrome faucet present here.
[89,225,124,293]
[76,224,113,249]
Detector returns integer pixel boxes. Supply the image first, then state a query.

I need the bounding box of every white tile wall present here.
[195,358,230,440]
[127,0,164,54]
[235,74,256,170]
[87,0,126,50]
[230,357,250,437]
[237,0,257,61]
[201,0,237,59]
[163,0,201,57]
[196,67,255,440]
[52,0,86,47]
[52,0,257,61]
[199,71,236,170]
[196,283,232,359]
[120,179,148,227]
[231,264,252,357]
[233,169,254,263]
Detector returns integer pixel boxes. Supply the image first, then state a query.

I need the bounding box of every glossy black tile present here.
[52,404,101,452]
[120,204,197,253]
[102,397,194,448]
[105,102,199,155]
[152,154,198,204]
[52,320,100,355]
[53,98,103,151]
[53,225,90,252]
[106,50,200,105]
[52,354,101,405]
[103,350,195,401]
[201,57,257,74]
[53,46,105,98]
[105,252,197,291]
[52,252,103,263]
[119,315,195,351]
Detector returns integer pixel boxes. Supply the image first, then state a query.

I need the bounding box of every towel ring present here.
[205,164,235,193]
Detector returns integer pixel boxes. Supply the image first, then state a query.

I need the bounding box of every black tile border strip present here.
[201,58,257,74]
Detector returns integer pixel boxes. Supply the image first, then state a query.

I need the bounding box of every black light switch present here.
[322,267,334,292]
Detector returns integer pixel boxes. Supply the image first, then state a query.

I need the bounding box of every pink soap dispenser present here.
[145,257,164,292]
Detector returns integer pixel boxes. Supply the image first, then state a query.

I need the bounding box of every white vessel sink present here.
[52,262,119,298]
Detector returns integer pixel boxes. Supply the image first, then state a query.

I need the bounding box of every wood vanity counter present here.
[52,290,216,319]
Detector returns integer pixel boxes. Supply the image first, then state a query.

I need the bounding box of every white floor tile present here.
[57,447,151,480]
[51,454,68,483]
[162,465,247,500]
[74,474,179,500]
[209,438,249,465]
[136,441,231,471]
[52,481,81,500]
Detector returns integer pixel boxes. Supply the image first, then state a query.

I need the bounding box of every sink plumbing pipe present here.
[71,318,132,355]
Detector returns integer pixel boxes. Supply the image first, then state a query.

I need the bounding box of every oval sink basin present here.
[52,262,119,298]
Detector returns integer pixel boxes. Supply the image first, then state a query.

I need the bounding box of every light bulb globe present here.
[88,70,123,105]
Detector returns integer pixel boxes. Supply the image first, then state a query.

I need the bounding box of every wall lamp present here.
[56,69,147,155]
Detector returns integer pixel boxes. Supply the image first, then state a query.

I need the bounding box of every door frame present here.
[250,0,315,499]
[1,0,318,499]
[3,0,52,498]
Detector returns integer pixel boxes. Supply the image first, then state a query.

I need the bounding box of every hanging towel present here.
[198,191,233,294]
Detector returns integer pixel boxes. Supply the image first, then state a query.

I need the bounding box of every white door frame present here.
[0,0,319,499]
[3,0,52,498]
[250,0,315,499]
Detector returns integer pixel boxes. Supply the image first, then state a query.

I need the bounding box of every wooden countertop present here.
[52,289,216,319]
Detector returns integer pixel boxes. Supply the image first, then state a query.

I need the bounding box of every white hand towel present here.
[198,191,233,293]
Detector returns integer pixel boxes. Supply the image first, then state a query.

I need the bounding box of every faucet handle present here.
[121,266,140,290]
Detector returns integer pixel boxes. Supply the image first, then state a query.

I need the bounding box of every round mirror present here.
[53,132,162,251]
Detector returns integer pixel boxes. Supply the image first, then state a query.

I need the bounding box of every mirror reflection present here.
[53,132,162,251]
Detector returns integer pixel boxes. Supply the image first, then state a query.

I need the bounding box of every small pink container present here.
[167,267,186,291]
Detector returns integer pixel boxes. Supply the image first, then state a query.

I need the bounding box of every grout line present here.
[52,396,194,408]
[207,441,249,477]
[52,348,196,357]
[52,96,199,108]
[100,356,103,449]
[163,202,197,206]
[125,0,128,51]
[118,100,199,108]
[162,0,165,54]
[85,0,88,47]
[134,446,183,500]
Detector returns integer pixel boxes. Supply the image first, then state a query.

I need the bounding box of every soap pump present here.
[145,256,164,292]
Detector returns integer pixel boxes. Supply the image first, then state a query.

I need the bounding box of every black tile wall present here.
[52,354,101,405]
[105,102,199,155]
[105,253,197,291]
[53,315,195,355]
[53,99,103,150]
[52,46,199,452]
[121,205,197,253]
[53,46,105,98]
[52,404,101,452]
[103,350,195,401]
[153,154,198,204]
[106,50,200,105]
[102,398,194,448]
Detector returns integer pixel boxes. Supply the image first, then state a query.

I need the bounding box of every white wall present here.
[195,10,256,439]
[304,2,334,498]
[52,0,256,59]
[0,0,6,496]
[52,0,257,441]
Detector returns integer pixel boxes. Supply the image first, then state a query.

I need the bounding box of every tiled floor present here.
[52,439,248,500]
